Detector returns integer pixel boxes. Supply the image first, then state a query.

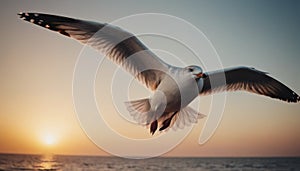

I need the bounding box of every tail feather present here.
[172,106,206,131]
[125,98,153,125]
[125,99,206,135]
[158,107,206,132]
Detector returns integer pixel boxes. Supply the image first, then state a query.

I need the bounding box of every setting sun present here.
[44,135,56,145]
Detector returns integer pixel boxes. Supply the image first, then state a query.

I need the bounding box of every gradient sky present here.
[0,0,299,157]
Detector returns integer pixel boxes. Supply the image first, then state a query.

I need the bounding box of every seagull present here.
[19,12,300,135]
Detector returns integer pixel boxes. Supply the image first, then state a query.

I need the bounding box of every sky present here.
[0,0,299,157]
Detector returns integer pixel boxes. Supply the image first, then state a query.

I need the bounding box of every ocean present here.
[0,154,299,171]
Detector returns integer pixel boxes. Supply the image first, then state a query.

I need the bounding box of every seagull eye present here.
[188,68,194,72]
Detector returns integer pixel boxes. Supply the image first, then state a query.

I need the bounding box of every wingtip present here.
[18,12,26,19]
[286,92,300,103]
[17,12,54,30]
[296,94,300,103]
[18,12,30,21]
[293,92,300,103]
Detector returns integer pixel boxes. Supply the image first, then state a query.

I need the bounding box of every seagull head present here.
[185,65,207,79]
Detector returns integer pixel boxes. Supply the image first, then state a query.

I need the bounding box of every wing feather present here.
[19,12,169,90]
[200,67,299,103]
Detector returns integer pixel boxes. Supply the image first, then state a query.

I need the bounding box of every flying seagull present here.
[18,12,300,135]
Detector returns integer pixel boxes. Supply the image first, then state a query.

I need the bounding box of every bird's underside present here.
[19,12,300,135]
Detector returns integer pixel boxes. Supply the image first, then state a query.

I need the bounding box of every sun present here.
[44,134,56,145]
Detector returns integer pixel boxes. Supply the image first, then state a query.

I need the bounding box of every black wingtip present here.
[18,12,26,19]
[293,92,300,103]
[284,91,300,103]
[18,12,44,25]
[18,12,36,21]
[18,12,74,38]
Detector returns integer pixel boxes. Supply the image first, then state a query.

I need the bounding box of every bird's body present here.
[153,67,199,112]
[126,66,203,134]
[19,12,300,134]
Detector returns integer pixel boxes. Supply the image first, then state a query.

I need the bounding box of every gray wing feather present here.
[19,12,168,90]
[200,67,299,103]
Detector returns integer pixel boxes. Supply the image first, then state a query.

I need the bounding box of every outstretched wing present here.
[200,67,299,103]
[18,12,169,90]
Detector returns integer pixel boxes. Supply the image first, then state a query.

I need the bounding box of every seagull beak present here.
[195,73,207,78]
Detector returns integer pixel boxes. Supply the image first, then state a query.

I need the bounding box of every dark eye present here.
[188,68,194,72]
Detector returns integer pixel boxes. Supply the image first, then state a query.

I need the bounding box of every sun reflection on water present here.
[36,154,60,170]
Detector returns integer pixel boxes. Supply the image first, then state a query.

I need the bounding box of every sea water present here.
[0,154,299,170]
